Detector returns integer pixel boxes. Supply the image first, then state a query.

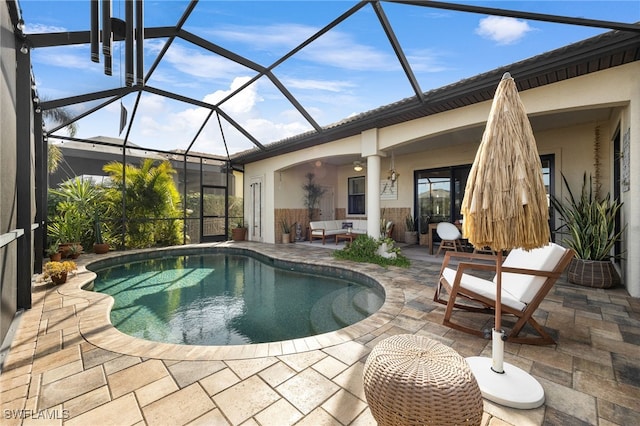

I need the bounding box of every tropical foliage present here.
[48,177,105,248]
[302,172,326,223]
[102,159,183,248]
[42,104,78,174]
[333,235,410,267]
[550,173,625,261]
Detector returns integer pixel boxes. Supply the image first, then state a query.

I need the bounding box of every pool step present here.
[352,288,384,316]
[310,289,345,334]
[332,287,383,327]
[310,286,383,335]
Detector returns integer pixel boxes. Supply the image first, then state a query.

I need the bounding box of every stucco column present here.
[366,155,381,237]
[625,91,640,297]
[361,129,383,237]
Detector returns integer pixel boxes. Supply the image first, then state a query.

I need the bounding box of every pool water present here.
[92,252,384,346]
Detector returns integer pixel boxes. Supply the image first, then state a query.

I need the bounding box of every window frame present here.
[347,176,366,215]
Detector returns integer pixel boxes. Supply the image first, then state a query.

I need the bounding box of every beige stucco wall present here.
[245,62,640,296]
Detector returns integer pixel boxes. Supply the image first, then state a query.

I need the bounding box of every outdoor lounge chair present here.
[436,222,463,255]
[434,243,575,345]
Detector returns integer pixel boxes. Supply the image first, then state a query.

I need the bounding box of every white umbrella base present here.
[466,356,545,409]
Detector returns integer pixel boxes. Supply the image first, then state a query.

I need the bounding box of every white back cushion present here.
[496,243,566,304]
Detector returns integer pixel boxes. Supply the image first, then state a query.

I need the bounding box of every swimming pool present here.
[91,249,384,346]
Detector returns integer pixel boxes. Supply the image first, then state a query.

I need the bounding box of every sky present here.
[19,0,640,157]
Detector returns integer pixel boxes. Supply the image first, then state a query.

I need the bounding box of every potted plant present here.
[404,215,418,244]
[419,215,431,246]
[550,173,625,288]
[281,219,292,243]
[232,221,247,241]
[302,173,327,232]
[93,215,110,254]
[43,260,77,285]
[46,242,62,261]
[68,243,83,259]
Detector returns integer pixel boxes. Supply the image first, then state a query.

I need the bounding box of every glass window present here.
[415,156,554,234]
[348,176,365,215]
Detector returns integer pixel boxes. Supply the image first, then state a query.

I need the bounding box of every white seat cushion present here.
[442,267,525,311]
[497,243,566,304]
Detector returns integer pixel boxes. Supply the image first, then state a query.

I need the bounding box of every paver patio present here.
[1,241,638,425]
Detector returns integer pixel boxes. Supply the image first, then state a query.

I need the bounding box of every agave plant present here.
[550,173,625,261]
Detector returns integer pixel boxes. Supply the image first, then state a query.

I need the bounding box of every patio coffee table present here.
[335,232,357,245]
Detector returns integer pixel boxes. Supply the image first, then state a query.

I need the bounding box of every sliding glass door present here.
[415,165,470,233]
[415,155,553,236]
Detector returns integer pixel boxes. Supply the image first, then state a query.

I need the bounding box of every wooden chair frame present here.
[434,248,575,345]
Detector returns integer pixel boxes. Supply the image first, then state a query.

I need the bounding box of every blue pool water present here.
[92,252,384,346]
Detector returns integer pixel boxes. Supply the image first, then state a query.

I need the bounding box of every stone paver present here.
[142,383,216,425]
[276,368,340,414]
[213,375,280,425]
[1,242,639,425]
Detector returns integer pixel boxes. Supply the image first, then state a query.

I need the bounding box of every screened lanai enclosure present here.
[48,144,242,249]
[18,0,640,252]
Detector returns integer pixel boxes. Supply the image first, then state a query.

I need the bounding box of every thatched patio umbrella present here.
[461,72,550,409]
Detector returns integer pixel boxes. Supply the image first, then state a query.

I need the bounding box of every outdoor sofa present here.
[309,220,367,244]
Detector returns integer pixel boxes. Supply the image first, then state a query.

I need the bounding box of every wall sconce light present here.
[20,43,29,54]
[353,161,364,172]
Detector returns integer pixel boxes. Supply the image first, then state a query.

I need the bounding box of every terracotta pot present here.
[49,252,62,261]
[232,228,246,241]
[567,258,621,288]
[51,272,67,285]
[93,243,110,254]
[59,243,72,258]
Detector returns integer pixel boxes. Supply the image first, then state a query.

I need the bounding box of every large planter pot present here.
[93,243,110,254]
[404,231,418,245]
[232,227,246,241]
[567,258,621,288]
[282,233,291,243]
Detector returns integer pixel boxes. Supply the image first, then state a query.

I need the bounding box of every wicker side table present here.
[363,334,483,426]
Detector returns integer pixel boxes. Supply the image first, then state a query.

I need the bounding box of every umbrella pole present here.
[492,251,504,374]
[466,251,545,409]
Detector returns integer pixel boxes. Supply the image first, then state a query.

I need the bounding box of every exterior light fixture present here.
[20,43,28,54]
[353,161,363,172]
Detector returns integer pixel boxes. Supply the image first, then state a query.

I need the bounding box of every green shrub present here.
[333,235,410,267]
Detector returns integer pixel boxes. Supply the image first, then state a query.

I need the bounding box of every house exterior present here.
[2,0,639,350]
[235,29,640,298]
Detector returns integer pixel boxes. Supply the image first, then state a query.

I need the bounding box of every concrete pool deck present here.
[1,241,639,425]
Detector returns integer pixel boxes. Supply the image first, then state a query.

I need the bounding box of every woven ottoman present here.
[363,334,483,426]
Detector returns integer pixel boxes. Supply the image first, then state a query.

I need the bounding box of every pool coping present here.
[56,242,406,361]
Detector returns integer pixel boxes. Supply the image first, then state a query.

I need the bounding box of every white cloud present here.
[118,76,312,155]
[207,22,396,71]
[406,48,450,73]
[207,23,316,52]
[146,40,251,81]
[24,23,66,34]
[475,16,533,45]
[301,30,395,71]
[283,78,355,93]
[31,45,95,71]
